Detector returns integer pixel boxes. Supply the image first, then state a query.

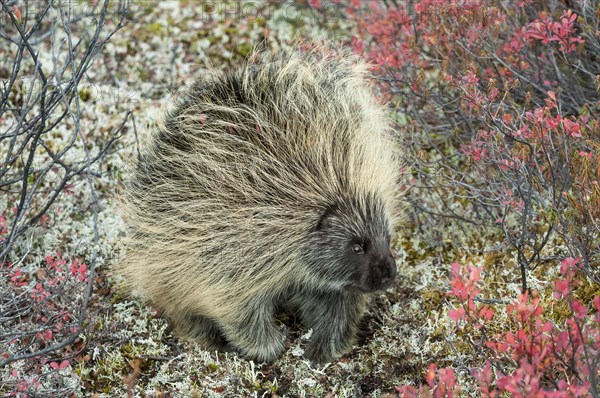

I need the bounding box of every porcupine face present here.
[307,198,397,293]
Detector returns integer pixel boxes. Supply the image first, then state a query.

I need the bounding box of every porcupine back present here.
[119,49,400,322]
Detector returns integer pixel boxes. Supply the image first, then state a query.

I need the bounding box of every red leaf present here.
[12,5,21,21]
[571,300,587,319]
[449,307,466,325]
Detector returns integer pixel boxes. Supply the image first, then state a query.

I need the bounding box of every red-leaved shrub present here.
[397,259,598,397]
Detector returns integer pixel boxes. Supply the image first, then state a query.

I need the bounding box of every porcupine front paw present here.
[299,291,365,363]
[221,300,286,362]
[304,332,353,364]
[178,313,230,350]
[229,323,285,362]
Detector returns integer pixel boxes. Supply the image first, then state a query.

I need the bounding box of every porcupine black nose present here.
[361,250,397,291]
[379,252,397,288]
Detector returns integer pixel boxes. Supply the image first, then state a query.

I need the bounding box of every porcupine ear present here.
[314,203,338,231]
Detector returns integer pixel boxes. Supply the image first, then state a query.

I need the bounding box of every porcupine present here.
[119,48,401,363]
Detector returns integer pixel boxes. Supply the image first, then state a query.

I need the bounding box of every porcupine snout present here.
[360,249,397,292]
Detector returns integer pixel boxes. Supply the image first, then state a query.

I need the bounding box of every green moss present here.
[136,21,166,42]
[79,87,92,102]
[483,251,506,269]
[126,42,138,56]
[576,277,600,307]
[236,42,253,58]
[428,323,450,344]
[206,362,219,373]
[80,351,128,394]
[398,237,430,267]
[135,65,151,82]
[532,260,555,281]
[450,335,472,354]
[543,272,600,324]
[145,22,164,35]
[203,3,215,13]
[421,289,445,314]
[109,284,128,305]
[121,343,135,356]
[548,298,572,324]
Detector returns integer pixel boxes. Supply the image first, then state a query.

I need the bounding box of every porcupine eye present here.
[351,243,365,255]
